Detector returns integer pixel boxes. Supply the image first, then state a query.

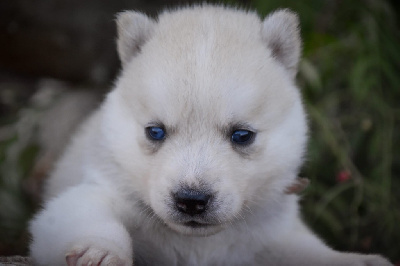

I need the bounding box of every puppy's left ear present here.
[261,9,301,79]
[116,11,155,67]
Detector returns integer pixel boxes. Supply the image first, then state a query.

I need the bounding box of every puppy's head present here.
[102,6,307,235]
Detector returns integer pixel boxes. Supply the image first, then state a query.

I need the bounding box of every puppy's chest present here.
[132,229,258,266]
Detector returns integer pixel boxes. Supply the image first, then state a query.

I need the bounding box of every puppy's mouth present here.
[167,220,223,236]
[184,221,212,228]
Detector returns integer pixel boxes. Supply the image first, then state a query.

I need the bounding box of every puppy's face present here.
[102,7,307,235]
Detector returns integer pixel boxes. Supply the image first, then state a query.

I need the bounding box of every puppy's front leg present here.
[270,221,392,266]
[30,184,133,266]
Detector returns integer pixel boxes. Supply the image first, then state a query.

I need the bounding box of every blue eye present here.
[146,126,166,141]
[231,130,254,145]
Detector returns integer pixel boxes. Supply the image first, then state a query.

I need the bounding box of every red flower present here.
[336,170,351,183]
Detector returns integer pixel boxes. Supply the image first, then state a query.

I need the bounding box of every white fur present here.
[30,5,392,266]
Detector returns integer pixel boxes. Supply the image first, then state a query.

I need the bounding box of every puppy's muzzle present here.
[173,189,211,216]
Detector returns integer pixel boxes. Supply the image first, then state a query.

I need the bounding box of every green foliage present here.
[0,108,40,255]
[251,0,400,261]
[0,134,35,255]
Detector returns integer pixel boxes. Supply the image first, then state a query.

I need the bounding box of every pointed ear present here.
[116,11,155,66]
[261,9,301,78]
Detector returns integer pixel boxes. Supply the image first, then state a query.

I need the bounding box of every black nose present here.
[174,189,211,216]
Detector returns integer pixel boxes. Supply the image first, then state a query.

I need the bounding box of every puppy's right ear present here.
[261,9,301,79]
[116,11,155,66]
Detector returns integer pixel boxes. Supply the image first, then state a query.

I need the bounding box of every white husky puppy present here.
[30,5,392,266]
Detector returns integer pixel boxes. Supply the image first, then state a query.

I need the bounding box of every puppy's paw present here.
[65,242,132,266]
[345,254,392,266]
[360,255,392,266]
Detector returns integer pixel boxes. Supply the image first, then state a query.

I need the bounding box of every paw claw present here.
[66,245,130,266]
[65,253,79,266]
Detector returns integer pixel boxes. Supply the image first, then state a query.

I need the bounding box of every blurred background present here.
[0,0,399,263]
